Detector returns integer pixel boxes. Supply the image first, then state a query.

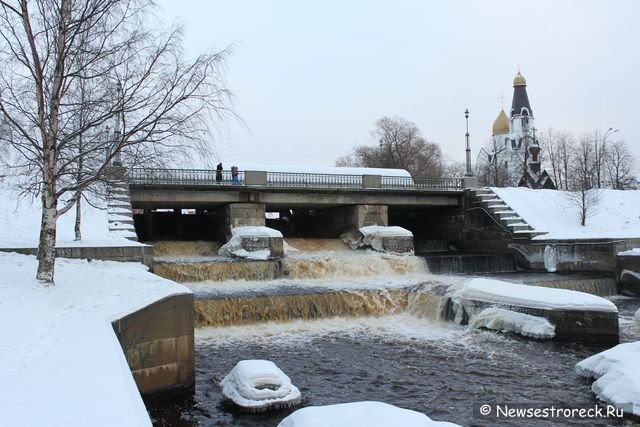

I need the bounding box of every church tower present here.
[489,71,555,189]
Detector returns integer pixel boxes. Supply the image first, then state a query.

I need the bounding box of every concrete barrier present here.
[112,293,195,395]
[0,245,153,267]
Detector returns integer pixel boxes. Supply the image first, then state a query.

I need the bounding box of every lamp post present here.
[464,109,472,176]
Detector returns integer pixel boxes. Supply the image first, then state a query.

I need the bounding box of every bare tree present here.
[476,139,509,187]
[0,0,233,283]
[540,128,575,190]
[568,135,599,226]
[606,139,635,190]
[335,116,443,177]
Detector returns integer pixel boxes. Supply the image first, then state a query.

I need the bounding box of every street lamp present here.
[464,109,472,176]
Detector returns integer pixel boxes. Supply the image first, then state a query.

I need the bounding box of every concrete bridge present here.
[122,168,477,241]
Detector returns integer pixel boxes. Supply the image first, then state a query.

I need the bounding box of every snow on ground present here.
[277,401,460,427]
[0,252,190,427]
[218,226,283,260]
[491,187,640,240]
[0,178,140,248]
[452,278,618,312]
[220,359,301,410]
[469,307,555,339]
[576,342,640,416]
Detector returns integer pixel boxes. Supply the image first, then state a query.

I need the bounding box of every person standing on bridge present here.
[216,163,223,183]
[231,165,239,184]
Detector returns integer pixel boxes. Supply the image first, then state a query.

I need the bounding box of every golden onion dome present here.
[513,71,527,86]
[492,109,510,135]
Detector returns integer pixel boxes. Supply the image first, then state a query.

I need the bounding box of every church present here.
[490,71,556,189]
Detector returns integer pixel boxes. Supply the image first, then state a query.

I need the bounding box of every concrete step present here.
[487,204,508,209]
[109,219,135,226]
[508,224,533,232]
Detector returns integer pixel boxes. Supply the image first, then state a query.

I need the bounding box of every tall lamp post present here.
[464,109,472,176]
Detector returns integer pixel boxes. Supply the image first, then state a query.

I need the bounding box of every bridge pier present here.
[226,203,266,235]
[344,204,388,229]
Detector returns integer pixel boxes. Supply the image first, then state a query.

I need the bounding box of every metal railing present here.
[266,172,362,188]
[128,168,463,191]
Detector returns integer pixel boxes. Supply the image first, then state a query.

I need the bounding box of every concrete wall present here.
[112,293,195,395]
[0,246,153,267]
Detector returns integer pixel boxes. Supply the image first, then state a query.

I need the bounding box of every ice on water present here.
[469,307,555,339]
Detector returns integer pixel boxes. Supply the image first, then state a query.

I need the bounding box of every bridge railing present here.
[128,168,463,191]
[266,172,362,188]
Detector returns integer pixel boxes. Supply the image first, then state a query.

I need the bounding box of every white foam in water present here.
[196,314,466,347]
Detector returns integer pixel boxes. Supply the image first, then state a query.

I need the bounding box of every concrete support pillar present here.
[462,176,478,189]
[245,170,267,186]
[345,204,388,230]
[226,203,266,235]
[362,175,382,189]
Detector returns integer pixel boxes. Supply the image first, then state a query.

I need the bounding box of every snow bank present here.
[218,226,283,260]
[221,359,301,411]
[277,401,460,427]
[0,252,190,427]
[0,177,140,248]
[576,342,640,416]
[491,187,640,240]
[453,278,618,312]
[469,307,555,339]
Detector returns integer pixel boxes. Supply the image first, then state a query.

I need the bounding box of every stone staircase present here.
[472,187,547,240]
[107,180,138,241]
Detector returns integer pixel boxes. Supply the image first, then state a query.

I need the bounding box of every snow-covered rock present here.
[218,226,283,260]
[277,401,460,427]
[469,307,555,339]
[576,342,640,416]
[221,359,301,412]
[453,278,617,313]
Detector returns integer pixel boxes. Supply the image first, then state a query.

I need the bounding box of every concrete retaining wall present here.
[112,293,195,395]
[0,245,153,267]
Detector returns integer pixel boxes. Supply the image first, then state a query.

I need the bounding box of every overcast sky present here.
[157,0,640,169]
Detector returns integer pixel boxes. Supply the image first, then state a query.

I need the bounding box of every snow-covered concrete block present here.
[221,359,301,412]
[219,226,284,259]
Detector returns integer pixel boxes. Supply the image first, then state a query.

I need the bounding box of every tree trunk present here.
[37,172,57,283]
[74,197,82,241]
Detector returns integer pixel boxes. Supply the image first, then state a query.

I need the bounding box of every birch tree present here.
[0,0,233,283]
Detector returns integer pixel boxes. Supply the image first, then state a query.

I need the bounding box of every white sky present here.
[156,0,640,168]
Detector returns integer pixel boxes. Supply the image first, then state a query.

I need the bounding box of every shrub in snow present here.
[576,342,640,416]
[220,359,301,412]
[469,307,555,339]
[277,401,460,427]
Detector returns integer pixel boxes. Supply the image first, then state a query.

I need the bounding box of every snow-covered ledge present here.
[450,278,619,343]
[219,226,284,259]
[0,253,192,426]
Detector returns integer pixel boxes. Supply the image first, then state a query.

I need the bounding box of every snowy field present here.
[492,187,640,240]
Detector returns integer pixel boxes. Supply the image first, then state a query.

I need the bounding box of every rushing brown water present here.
[145,239,639,426]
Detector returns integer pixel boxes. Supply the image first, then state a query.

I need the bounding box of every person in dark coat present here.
[216,163,223,183]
